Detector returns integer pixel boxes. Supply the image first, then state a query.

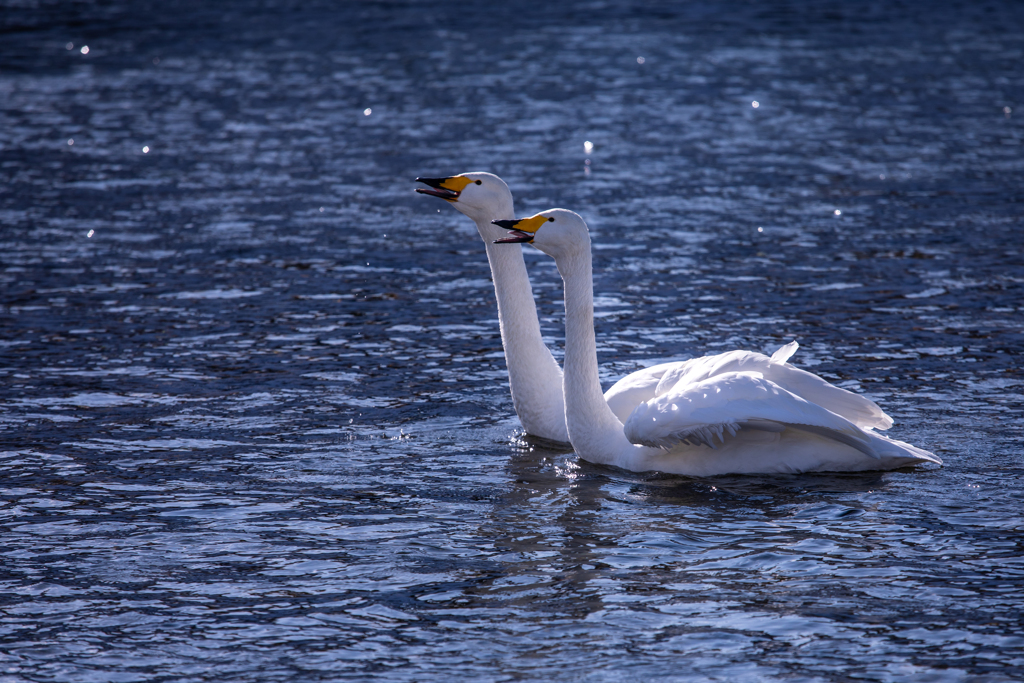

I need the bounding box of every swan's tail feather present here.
[771,341,799,364]
[870,433,943,465]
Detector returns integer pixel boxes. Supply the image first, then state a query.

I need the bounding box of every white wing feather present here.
[647,342,892,431]
[624,371,879,457]
[603,360,697,423]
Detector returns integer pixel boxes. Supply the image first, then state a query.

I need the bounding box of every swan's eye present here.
[475,180,482,185]
[548,217,555,222]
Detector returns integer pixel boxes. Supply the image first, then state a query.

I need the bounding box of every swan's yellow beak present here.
[415,175,474,202]
[491,214,550,244]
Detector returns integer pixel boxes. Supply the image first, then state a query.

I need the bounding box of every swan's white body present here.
[495,209,940,476]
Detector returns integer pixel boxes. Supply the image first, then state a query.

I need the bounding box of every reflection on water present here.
[2,0,1023,680]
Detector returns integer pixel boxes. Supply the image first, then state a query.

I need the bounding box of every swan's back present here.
[603,359,701,424]
[605,343,892,431]
[620,368,939,475]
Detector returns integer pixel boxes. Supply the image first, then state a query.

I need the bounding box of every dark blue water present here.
[2,1,1023,680]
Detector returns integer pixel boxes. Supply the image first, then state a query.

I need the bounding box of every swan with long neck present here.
[416,172,681,443]
[415,173,568,441]
[493,209,940,475]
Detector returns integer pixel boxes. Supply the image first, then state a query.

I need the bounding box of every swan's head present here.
[492,208,589,258]
[415,172,513,223]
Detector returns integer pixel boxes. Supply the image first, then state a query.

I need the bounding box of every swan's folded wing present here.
[649,344,893,432]
[624,371,877,456]
[760,362,893,431]
[604,360,696,424]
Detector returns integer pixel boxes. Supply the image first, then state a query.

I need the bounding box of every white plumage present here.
[604,341,892,431]
[493,208,940,476]
[416,172,569,442]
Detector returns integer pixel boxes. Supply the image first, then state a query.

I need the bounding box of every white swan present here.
[415,173,567,441]
[493,209,940,475]
[416,173,674,443]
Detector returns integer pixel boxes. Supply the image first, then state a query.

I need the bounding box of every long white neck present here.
[471,215,568,443]
[555,242,637,463]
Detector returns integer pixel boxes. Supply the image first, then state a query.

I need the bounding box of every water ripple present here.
[1,1,1023,681]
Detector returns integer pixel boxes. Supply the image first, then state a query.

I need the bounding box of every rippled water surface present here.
[2,1,1023,680]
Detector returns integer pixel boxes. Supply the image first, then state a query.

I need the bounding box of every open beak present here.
[494,230,534,244]
[491,214,548,244]
[415,176,472,202]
